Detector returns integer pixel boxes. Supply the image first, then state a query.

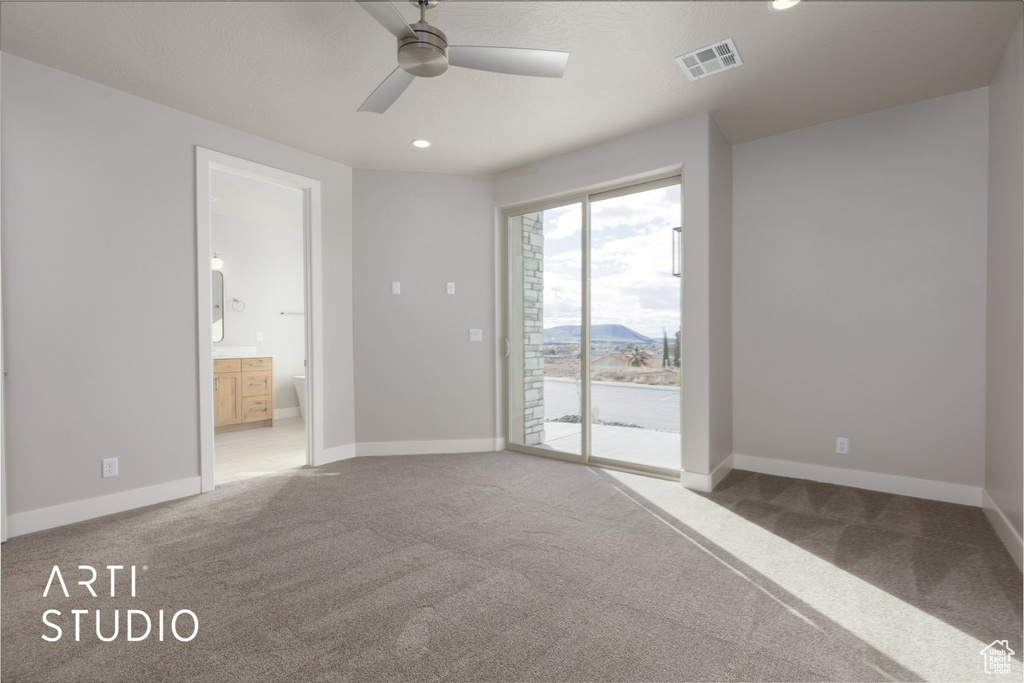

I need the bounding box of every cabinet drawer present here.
[241,396,271,423]
[241,357,272,371]
[241,370,272,397]
[214,358,241,373]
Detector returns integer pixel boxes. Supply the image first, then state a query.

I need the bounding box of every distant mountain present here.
[544,324,655,345]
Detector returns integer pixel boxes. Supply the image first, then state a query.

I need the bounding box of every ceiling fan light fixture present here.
[411,139,432,148]
[397,20,449,77]
[768,0,801,11]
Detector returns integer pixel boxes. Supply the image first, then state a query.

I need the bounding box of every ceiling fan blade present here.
[447,46,569,78]
[356,0,417,40]
[358,67,416,114]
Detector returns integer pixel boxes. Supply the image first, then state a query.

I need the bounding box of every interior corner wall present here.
[494,113,723,480]
[985,17,1024,539]
[708,116,733,475]
[732,88,990,490]
[352,169,496,447]
[0,54,355,521]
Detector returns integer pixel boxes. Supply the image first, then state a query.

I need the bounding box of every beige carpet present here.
[2,452,1020,682]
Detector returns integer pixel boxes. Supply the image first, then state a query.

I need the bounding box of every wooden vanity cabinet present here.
[215,357,274,433]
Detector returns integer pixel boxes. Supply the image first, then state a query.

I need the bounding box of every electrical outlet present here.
[102,457,119,478]
[446,282,455,295]
[391,281,401,295]
[469,329,483,342]
[835,437,849,455]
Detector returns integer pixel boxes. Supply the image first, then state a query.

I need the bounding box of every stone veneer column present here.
[521,213,545,445]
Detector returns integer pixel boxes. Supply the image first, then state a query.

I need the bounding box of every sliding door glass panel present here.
[508,204,584,456]
[588,184,682,469]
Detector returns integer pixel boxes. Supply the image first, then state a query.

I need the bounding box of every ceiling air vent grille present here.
[676,37,743,81]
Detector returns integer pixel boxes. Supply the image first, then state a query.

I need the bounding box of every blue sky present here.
[539,185,682,340]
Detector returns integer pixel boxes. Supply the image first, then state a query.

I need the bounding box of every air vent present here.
[676,37,743,81]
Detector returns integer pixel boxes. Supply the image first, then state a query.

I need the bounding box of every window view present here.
[509,179,682,472]
[588,184,682,469]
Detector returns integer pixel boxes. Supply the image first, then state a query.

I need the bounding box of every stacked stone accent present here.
[521,212,545,445]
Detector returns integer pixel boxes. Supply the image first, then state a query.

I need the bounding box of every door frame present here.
[195,147,324,492]
[500,172,684,482]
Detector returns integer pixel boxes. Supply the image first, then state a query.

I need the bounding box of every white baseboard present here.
[494,437,508,451]
[681,455,734,493]
[982,490,1023,571]
[316,443,356,467]
[274,407,301,420]
[732,453,982,507]
[355,438,501,457]
[7,476,201,538]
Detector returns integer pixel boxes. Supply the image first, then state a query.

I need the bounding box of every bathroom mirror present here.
[212,271,224,343]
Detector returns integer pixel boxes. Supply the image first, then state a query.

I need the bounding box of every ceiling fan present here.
[356,0,570,114]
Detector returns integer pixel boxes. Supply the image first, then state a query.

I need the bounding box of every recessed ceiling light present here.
[411,139,432,149]
[768,0,801,10]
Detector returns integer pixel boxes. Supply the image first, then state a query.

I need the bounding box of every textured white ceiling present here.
[2,1,1020,174]
[211,168,305,229]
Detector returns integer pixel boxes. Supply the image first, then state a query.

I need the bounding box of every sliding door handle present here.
[504,338,510,359]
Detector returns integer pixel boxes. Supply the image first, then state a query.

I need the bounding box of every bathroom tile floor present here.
[214,417,307,485]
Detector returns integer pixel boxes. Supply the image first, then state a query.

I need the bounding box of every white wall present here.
[733,88,990,492]
[708,118,733,476]
[494,113,731,486]
[0,54,355,524]
[213,212,305,413]
[985,18,1023,548]
[352,170,497,447]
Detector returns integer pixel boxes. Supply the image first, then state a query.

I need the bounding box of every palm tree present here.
[625,345,649,367]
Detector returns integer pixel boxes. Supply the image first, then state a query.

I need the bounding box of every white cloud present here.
[526,184,683,339]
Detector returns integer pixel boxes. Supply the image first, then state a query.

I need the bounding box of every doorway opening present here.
[505,175,683,479]
[196,149,323,491]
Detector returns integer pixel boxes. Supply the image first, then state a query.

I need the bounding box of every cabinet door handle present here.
[215,377,220,391]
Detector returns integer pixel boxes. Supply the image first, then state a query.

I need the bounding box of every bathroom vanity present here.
[214,356,274,433]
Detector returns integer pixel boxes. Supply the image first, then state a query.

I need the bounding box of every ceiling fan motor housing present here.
[398,21,449,77]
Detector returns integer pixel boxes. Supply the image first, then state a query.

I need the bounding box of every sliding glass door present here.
[507,177,682,477]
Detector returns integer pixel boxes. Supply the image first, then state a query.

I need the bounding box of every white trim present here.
[317,443,357,466]
[6,477,201,538]
[274,407,301,420]
[494,437,508,451]
[355,439,501,457]
[732,453,983,506]
[196,148,323,494]
[680,454,733,492]
[982,490,1024,571]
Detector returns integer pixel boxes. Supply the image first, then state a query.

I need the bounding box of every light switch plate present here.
[446,282,455,295]
[469,329,483,342]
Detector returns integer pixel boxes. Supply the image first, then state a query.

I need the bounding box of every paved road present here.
[543,378,680,431]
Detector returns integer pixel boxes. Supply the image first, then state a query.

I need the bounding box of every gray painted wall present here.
[733,88,990,486]
[1,54,355,515]
[985,18,1024,536]
[352,170,496,444]
[708,117,733,473]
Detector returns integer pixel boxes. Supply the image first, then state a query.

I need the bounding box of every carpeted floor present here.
[2,452,1020,682]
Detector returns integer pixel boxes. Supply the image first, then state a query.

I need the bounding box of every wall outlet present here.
[469,329,483,342]
[102,457,119,478]
[835,437,849,455]
[391,281,401,295]
[446,282,455,295]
